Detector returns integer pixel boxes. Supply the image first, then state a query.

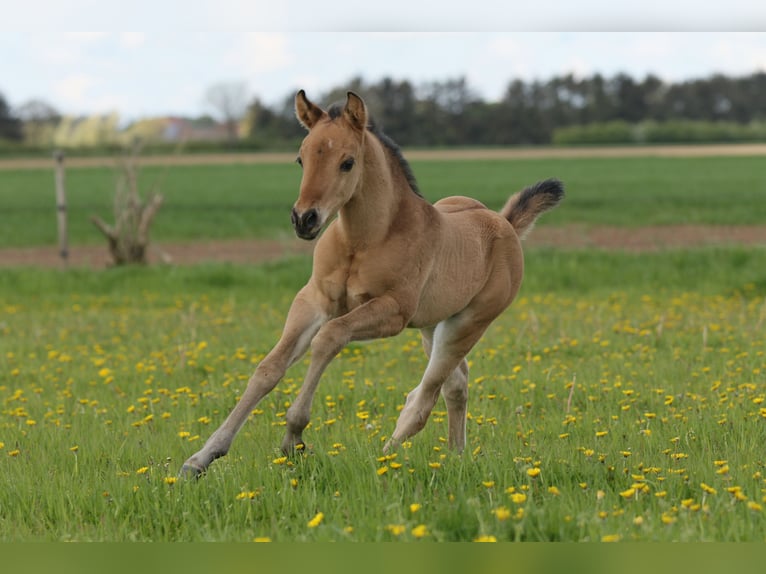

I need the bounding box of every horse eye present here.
[295,156,303,167]
[340,158,355,172]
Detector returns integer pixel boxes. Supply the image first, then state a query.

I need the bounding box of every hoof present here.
[179,463,205,479]
[281,440,306,456]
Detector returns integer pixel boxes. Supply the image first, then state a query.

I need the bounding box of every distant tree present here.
[0,91,22,141]
[204,82,249,143]
[16,99,61,146]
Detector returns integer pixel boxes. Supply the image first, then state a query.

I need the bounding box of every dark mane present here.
[328,103,422,197]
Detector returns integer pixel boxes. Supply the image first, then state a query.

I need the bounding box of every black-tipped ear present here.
[295,90,325,130]
[343,91,368,131]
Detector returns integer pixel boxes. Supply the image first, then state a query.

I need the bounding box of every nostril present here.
[290,208,299,227]
[302,209,318,229]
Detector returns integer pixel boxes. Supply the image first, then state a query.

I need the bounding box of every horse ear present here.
[295,90,325,130]
[344,91,368,131]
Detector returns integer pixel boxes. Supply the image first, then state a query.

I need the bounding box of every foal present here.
[181,90,563,477]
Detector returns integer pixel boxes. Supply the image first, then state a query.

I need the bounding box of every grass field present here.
[2,154,765,247]
[1,248,766,541]
[1,151,766,542]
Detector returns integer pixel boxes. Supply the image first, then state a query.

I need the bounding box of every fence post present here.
[53,150,68,267]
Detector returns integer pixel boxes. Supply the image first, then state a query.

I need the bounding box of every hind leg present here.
[441,359,469,452]
[418,328,469,452]
[384,314,485,452]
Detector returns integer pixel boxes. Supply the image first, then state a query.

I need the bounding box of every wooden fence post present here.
[53,150,68,267]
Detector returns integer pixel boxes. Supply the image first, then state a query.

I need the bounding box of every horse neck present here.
[338,136,410,248]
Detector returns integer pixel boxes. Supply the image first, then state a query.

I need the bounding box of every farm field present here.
[1,152,766,250]
[1,149,765,542]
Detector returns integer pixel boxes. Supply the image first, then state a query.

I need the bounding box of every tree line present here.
[2,71,766,150]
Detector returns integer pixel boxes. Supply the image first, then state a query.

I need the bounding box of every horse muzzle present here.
[291,207,322,240]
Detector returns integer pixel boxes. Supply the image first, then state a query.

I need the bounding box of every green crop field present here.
[1,152,766,542]
[1,154,765,248]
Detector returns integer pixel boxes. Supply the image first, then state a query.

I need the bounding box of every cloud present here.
[225,33,292,76]
[54,74,98,108]
[120,32,146,49]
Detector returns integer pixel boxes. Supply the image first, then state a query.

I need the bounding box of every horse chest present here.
[320,264,374,315]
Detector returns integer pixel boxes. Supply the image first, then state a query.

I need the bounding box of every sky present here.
[2,2,766,123]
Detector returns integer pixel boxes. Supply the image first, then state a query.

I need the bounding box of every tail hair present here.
[500,178,564,239]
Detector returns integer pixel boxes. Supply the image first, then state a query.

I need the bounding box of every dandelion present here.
[136,466,149,474]
[307,512,324,528]
[164,477,177,485]
[493,506,511,521]
[548,486,561,496]
[8,449,20,457]
[272,456,288,465]
[474,535,497,542]
[411,524,429,538]
[620,488,636,499]
[509,492,527,504]
[69,445,79,453]
[601,534,621,542]
[747,501,762,512]
[701,483,717,495]
[526,468,541,479]
[482,480,495,488]
[409,503,421,513]
[253,537,272,543]
[377,466,389,476]
[428,462,441,470]
[386,524,405,536]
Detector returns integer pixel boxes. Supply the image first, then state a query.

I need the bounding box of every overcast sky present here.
[2,3,765,122]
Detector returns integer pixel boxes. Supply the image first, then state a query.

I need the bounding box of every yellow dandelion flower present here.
[620,488,636,499]
[527,468,541,478]
[747,501,762,512]
[409,503,421,513]
[661,513,676,525]
[595,431,608,438]
[601,534,621,543]
[473,535,497,542]
[70,445,79,452]
[428,462,441,470]
[493,506,511,521]
[290,478,299,488]
[377,466,389,476]
[482,480,495,488]
[272,456,288,465]
[307,512,324,528]
[164,476,177,485]
[700,483,717,495]
[390,462,402,470]
[8,449,20,457]
[386,524,405,536]
[411,524,429,538]
[548,486,561,496]
[253,537,272,543]
[510,492,527,504]
[136,466,149,474]
[633,516,644,526]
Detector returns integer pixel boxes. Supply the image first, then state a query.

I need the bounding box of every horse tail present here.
[500,178,564,239]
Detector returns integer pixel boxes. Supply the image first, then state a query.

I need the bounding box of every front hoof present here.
[281,439,306,456]
[179,462,206,480]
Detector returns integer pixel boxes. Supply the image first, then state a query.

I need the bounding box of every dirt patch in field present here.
[2,224,765,269]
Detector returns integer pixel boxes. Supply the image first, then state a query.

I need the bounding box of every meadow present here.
[1,154,766,247]
[1,153,766,542]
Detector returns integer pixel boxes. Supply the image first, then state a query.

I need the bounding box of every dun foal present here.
[181,90,564,477]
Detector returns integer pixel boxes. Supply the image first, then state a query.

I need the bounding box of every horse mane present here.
[328,103,422,198]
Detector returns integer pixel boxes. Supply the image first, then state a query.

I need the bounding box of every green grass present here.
[2,154,765,247]
[2,248,766,541]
